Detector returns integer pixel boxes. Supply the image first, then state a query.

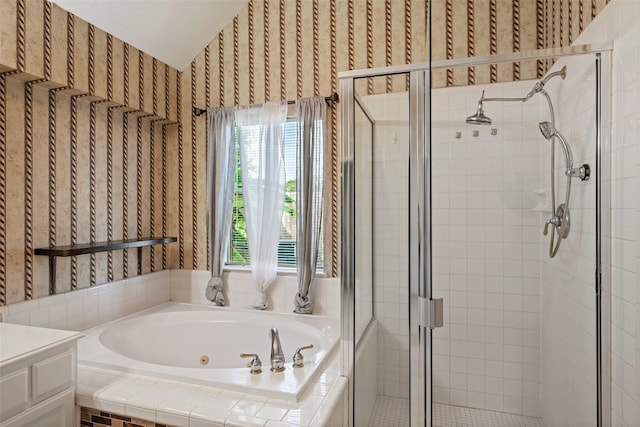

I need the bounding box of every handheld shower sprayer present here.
[539,121,573,174]
[537,120,589,257]
[538,121,590,181]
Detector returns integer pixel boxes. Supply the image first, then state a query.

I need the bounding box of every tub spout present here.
[269,327,285,372]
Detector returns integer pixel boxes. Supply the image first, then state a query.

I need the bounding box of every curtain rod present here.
[193,92,339,117]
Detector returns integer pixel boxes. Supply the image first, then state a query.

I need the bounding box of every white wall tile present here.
[1,271,171,330]
[427,79,545,416]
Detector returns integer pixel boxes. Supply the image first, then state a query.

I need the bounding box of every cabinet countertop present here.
[0,323,83,368]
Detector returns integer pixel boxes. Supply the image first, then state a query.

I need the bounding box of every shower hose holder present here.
[568,163,590,181]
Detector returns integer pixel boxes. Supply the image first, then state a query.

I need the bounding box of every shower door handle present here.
[430,298,444,329]
[418,297,444,329]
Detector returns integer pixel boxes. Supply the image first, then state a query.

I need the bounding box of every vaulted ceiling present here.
[50,0,249,71]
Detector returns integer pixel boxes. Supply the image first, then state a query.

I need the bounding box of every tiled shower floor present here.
[368,395,410,427]
[368,396,545,427]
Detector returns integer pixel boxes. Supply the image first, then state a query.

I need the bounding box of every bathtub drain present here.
[200,355,210,365]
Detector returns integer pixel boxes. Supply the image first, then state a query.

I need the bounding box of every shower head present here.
[466,91,492,125]
[538,121,557,140]
[465,104,492,125]
[539,121,574,175]
[466,102,491,125]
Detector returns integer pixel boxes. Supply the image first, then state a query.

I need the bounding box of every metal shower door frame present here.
[408,68,432,427]
[340,69,431,426]
[339,42,612,427]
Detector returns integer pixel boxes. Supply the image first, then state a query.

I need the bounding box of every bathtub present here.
[78,302,339,401]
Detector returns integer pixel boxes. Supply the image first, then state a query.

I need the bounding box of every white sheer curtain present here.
[205,107,236,306]
[293,97,326,314]
[235,102,288,309]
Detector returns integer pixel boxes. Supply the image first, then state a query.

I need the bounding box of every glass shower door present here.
[341,70,434,426]
[342,45,610,427]
[352,84,375,427]
[427,49,610,427]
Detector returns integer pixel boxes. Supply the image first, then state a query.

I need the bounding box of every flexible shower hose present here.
[541,90,572,259]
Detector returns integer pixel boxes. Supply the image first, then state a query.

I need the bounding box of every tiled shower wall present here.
[573,2,640,426]
[609,23,640,427]
[354,102,374,342]
[362,59,610,421]
[610,24,640,427]
[356,2,635,425]
[430,80,544,417]
[358,92,410,399]
[538,54,599,426]
[362,81,558,412]
[361,3,640,424]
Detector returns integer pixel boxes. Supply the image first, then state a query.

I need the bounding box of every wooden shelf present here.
[34,237,177,294]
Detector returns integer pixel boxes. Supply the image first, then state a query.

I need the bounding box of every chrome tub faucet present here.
[270,327,285,372]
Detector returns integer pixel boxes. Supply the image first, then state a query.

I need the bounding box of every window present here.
[226,118,324,269]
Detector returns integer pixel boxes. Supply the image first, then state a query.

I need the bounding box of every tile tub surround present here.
[78,302,339,401]
[0,271,171,330]
[170,269,341,317]
[0,269,340,330]
[0,269,345,425]
[76,349,347,427]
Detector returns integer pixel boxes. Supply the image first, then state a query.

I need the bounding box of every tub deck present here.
[76,351,346,427]
[76,302,346,426]
[78,302,339,401]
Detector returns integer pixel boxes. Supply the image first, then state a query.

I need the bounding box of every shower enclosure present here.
[340,44,611,427]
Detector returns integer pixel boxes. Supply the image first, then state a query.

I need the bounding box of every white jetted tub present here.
[78,302,339,401]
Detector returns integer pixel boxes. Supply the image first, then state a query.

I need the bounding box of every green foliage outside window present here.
[227,120,322,268]
[228,150,298,265]
[230,158,249,263]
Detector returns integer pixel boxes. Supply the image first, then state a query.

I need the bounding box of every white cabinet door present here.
[0,389,74,427]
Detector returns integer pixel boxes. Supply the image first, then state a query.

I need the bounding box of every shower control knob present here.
[543,204,570,239]
[543,216,562,236]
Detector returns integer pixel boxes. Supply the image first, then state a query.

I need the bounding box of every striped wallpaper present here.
[0,0,179,304]
[0,0,609,305]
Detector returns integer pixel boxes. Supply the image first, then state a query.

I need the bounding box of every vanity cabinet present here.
[0,323,82,427]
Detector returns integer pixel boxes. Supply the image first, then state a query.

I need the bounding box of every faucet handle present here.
[544,215,561,236]
[240,353,262,374]
[292,344,314,368]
